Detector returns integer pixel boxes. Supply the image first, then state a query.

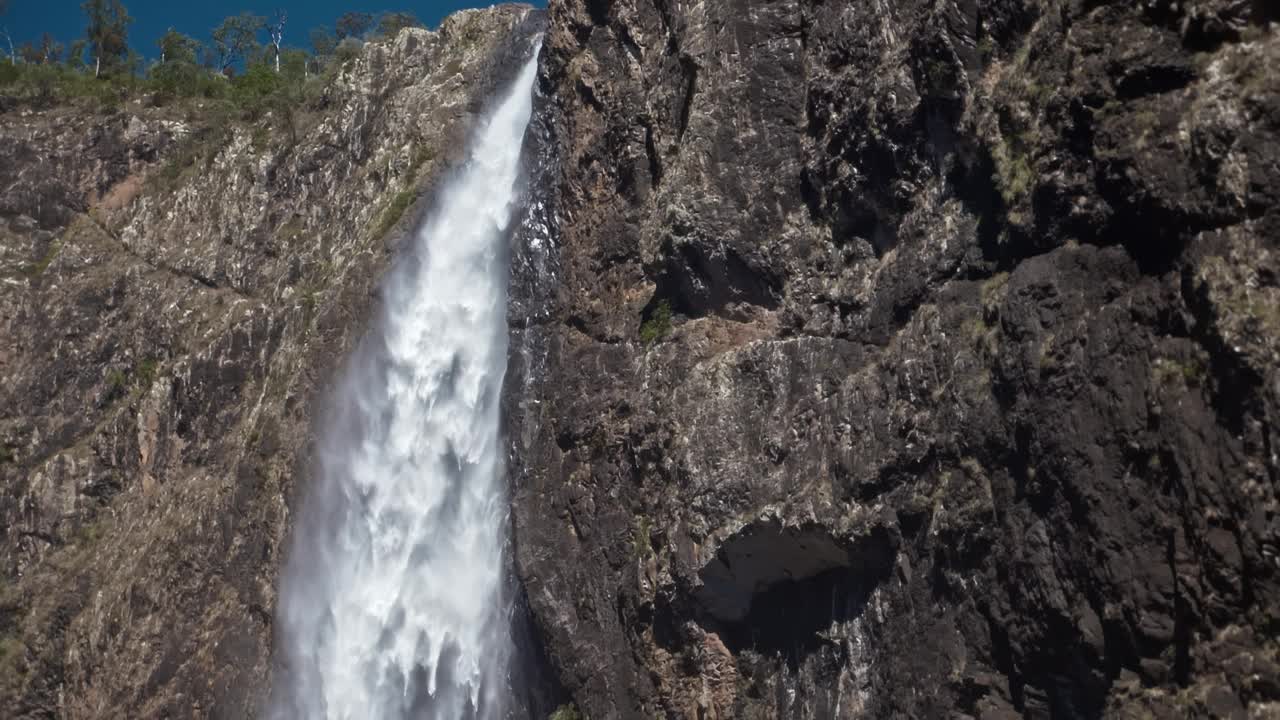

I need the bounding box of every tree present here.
[378,12,422,38]
[157,28,198,65]
[18,41,38,64]
[334,12,373,40]
[1,0,16,65]
[68,39,88,70]
[267,10,287,73]
[152,28,203,98]
[309,27,336,56]
[212,12,264,74]
[82,0,132,77]
[39,33,64,64]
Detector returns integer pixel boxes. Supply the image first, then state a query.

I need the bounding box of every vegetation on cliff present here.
[0,1,425,111]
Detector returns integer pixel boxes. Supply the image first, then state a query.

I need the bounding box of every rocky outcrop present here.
[0,7,543,716]
[506,0,1280,718]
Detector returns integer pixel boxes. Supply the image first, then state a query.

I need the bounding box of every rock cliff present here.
[506,0,1280,718]
[0,7,543,716]
[1,0,1278,717]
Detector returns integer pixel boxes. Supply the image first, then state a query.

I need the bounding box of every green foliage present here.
[18,41,42,65]
[81,0,132,76]
[373,188,416,239]
[157,28,199,65]
[378,12,423,38]
[102,359,156,399]
[149,56,222,104]
[279,48,308,78]
[20,239,61,277]
[335,37,363,66]
[135,358,158,388]
[977,36,995,61]
[639,300,673,345]
[979,272,1009,313]
[152,121,232,190]
[309,27,337,57]
[550,704,582,720]
[232,61,282,106]
[1152,357,1205,388]
[67,39,87,70]
[632,516,653,560]
[370,144,437,238]
[991,133,1036,209]
[335,11,374,40]
[212,12,264,72]
[104,368,127,395]
[39,33,66,64]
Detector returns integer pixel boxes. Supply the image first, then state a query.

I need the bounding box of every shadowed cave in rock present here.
[690,520,897,668]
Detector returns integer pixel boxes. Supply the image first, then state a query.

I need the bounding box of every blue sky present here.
[3,1,541,58]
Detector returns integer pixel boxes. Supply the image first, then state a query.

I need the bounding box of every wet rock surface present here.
[506,0,1280,717]
[0,6,542,716]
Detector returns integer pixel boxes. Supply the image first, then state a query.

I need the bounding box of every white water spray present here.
[270,47,540,720]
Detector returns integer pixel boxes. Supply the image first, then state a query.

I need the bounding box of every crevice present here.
[643,120,663,189]
[675,57,698,145]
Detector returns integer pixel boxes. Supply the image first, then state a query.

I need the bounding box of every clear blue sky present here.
[2,1,542,58]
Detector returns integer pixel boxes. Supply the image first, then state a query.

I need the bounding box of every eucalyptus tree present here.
[81,0,132,77]
[267,10,287,73]
[212,12,264,74]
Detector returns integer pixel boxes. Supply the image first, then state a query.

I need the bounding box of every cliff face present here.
[0,8,542,716]
[1,0,1277,718]
[506,0,1280,718]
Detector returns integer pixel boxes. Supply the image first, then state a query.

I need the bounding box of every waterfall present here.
[269,44,541,720]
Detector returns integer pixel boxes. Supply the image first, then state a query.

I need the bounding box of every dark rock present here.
[505,0,1280,717]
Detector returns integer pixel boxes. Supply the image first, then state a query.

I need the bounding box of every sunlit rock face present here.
[0,7,544,716]
[505,0,1280,717]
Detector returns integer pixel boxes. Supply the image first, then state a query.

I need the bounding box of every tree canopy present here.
[1,3,446,108]
[378,12,423,38]
[81,0,132,76]
[212,12,264,72]
[157,28,199,65]
[335,12,373,40]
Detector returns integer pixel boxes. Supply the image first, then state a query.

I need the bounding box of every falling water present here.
[269,45,540,720]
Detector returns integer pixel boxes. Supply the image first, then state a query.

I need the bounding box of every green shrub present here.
[632,516,653,560]
[17,235,64,278]
[104,368,127,394]
[335,38,363,66]
[639,300,673,345]
[230,62,284,117]
[135,359,159,388]
[372,187,416,239]
[550,704,582,720]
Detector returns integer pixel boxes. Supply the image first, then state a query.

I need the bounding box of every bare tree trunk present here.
[270,11,287,74]
[94,55,101,78]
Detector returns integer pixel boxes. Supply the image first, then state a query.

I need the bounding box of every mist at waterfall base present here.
[269,47,540,720]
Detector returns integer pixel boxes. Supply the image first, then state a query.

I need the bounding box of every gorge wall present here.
[506,0,1280,718]
[0,0,1276,718]
[0,8,543,716]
